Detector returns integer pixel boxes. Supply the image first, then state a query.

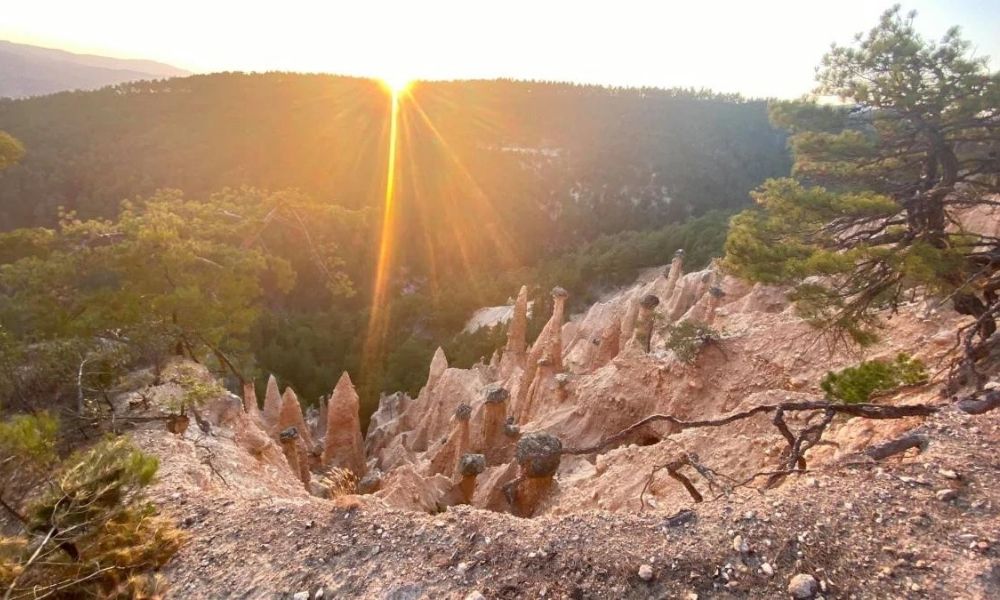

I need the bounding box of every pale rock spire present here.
[426,403,472,477]
[590,315,621,370]
[278,427,310,487]
[703,285,726,325]
[261,374,283,433]
[477,385,514,465]
[513,287,568,422]
[662,248,685,303]
[629,294,661,353]
[323,372,366,476]
[426,347,448,391]
[619,290,641,349]
[500,285,529,375]
[278,387,314,449]
[242,381,263,425]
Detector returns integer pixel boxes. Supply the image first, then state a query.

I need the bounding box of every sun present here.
[380,74,413,94]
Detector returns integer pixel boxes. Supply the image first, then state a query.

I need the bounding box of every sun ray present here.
[363,85,404,374]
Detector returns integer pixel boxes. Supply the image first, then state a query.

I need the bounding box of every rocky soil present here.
[135,403,998,599]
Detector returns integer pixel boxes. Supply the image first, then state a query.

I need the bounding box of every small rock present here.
[938,468,959,480]
[684,594,698,600]
[639,564,655,581]
[787,573,818,599]
[464,593,486,600]
[456,562,469,574]
[292,593,309,600]
[935,489,958,502]
[733,535,749,553]
[761,563,775,577]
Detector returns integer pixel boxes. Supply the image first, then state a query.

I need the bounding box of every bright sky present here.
[2,0,998,98]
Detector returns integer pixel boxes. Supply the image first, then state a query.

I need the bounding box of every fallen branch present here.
[955,390,1000,415]
[561,399,940,457]
[862,432,930,461]
[639,452,727,511]
[592,393,999,511]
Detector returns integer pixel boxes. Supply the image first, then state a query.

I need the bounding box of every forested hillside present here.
[0,74,786,250]
[0,73,789,419]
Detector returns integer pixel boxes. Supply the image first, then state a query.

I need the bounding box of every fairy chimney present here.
[278,427,310,486]
[455,453,486,504]
[242,381,265,429]
[242,381,259,415]
[479,385,512,465]
[619,290,641,349]
[630,294,660,352]
[704,286,726,325]
[426,347,448,391]
[513,287,568,420]
[261,374,283,433]
[591,315,621,370]
[511,432,562,517]
[545,287,569,365]
[500,285,529,376]
[426,403,473,476]
[663,249,685,297]
[322,372,366,476]
[278,387,314,449]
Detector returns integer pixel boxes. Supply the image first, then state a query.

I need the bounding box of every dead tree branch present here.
[561,399,940,457]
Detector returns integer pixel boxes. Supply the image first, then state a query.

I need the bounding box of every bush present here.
[664,320,719,363]
[167,362,226,415]
[0,430,183,598]
[820,353,928,404]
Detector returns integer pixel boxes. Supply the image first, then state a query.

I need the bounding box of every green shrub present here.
[0,412,58,467]
[664,320,719,364]
[820,353,928,404]
[0,430,183,598]
[167,363,226,415]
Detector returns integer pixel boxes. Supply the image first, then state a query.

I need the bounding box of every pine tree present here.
[725,6,1000,388]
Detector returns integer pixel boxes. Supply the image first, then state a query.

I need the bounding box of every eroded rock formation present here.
[323,372,366,476]
[454,453,486,504]
[500,285,529,376]
[514,287,568,422]
[478,385,513,465]
[509,432,562,517]
[278,426,310,486]
[630,294,660,352]
[426,347,448,391]
[261,374,283,433]
[426,403,472,477]
[278,387,314,450]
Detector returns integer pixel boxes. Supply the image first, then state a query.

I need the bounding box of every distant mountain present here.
[0,40,189,98]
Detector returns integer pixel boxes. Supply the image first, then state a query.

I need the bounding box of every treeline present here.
[0,73,789,424]
[0,74,787,269]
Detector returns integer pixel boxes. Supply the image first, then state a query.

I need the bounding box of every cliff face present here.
[121,261,998,599]
[132,269,1000,598]
[363,258,968,516]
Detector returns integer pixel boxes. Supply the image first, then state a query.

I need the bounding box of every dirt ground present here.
[134,398,998,599]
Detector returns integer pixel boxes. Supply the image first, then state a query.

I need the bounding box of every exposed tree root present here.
[563,394,1000,514]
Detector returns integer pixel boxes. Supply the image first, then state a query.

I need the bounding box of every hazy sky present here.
[3,0,999,98]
